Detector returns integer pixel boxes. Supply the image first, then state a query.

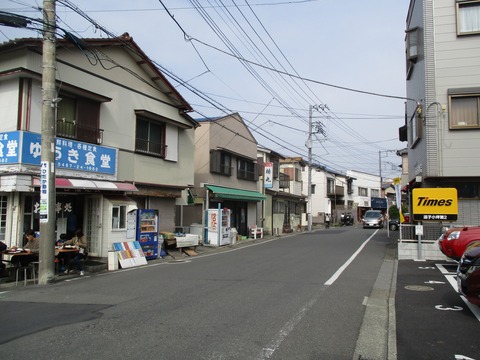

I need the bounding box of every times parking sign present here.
[412,188,458,221]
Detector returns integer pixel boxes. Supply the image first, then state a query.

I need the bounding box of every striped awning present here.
[33,177,138,192]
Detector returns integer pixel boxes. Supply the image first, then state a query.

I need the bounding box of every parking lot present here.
[396,259,480,360]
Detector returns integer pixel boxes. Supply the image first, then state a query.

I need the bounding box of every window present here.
[456,1,480,35]
[359,187,368,197]
[409,108,422,147]
[405,27,420,79]
[273,200,285,214]
[210,150,232,176]
[406,27,419,61]
[112,205,126,230]
[449,92,480,129]
[56,94,103,144]
[237,158,256,181]
[327,178,335,194]
[371,189,380,198]
[135,117,167,157]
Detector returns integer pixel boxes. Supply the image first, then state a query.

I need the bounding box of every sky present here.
[0,0,411,179]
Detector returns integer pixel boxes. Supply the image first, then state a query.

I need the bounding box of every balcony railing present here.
[56,119,104,145]
[135,138,167,158]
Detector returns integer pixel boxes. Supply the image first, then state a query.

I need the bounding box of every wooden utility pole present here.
[38,0,57,285]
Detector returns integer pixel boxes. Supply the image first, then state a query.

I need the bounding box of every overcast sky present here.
[0,0,411,179]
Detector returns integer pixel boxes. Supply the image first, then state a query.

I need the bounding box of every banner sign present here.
[39,161,49,223]
[264,162,273,188]
[412,188,458,221]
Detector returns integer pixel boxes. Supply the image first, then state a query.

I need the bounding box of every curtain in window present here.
[451,97,479,126]
[459,4,480,33]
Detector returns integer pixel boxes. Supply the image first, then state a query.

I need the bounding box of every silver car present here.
[362,210,384,229]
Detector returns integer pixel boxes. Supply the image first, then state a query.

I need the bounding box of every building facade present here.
[403,0,480,225]
[0,34,197,259]
[180,113,265,239]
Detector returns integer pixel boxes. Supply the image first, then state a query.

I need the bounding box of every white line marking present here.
[441,270,480,322]
[324,231,376,286]
[255,297,318,360]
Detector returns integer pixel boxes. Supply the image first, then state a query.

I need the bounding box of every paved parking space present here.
[396,259,480,360]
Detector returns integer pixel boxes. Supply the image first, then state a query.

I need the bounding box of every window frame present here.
[456,0,480,35]
[358,187,368,197]
[135,116,167,158]
[210,150,232,176]
[112,205,127,230]
[448,89,480,129]
[237,157,257,181]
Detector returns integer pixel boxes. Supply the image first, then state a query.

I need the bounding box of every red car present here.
[457,242,480,306]
[438,226,480,261]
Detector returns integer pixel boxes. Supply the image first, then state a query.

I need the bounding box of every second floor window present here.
[56,95,103,144]
[210,150,231,176]
[449,92,480,129]
[237,158,256,181]
[371,189,380,198]
[358,187,368,197]
[456,0,480,35]
[135,118,166,158]
[327,178,335,194]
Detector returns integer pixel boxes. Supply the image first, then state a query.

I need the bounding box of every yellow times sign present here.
[412,188,458,221]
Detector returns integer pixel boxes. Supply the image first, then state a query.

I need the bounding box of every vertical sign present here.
[39,161,49,223]
[264,162,273,188]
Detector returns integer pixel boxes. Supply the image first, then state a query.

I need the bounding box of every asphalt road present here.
[0,227,393,360]
[396,259,480,360]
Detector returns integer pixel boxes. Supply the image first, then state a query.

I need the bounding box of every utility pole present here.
[307,106,313,231]
[39,0,57,285]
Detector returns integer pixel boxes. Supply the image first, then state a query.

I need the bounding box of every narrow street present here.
[0,227,392,359]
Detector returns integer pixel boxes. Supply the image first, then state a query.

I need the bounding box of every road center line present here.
[324,231,376,286]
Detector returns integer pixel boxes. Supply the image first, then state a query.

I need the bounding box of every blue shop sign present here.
[371,197,388,209]
[0,131,117,176]
[0,131,20,164]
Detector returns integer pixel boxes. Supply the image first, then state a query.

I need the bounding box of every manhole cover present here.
[405,285,434,291]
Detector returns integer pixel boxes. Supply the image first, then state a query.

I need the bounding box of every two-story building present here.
[180,113,265,241]
[0,34,197,259]
[403,0,480,225]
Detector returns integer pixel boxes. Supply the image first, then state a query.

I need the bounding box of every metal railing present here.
[399,223,452,243]
[56,119,104,144]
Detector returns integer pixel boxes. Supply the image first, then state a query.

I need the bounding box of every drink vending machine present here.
[205,206,231,246]
[126,209,159,259]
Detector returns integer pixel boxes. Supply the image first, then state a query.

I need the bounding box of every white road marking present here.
[324,231,376,286]
[436,266,480,322]
[255,297,318,360]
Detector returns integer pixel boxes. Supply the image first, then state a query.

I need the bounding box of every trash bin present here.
[108,250,118,271]
[158,235,166,258]
[230,228,237,245]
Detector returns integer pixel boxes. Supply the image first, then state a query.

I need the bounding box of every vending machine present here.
[127,209,159,259]
[205,206,231,246]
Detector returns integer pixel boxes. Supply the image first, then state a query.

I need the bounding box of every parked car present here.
[457,242,480,306]
[438,226,480,261]
[362,210,384,229]
[389,219,400,231]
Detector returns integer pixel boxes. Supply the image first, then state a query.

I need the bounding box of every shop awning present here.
[206,185,266,201]
[33,177,138,191]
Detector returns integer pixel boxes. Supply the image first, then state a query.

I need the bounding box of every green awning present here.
[206,185,266,201]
